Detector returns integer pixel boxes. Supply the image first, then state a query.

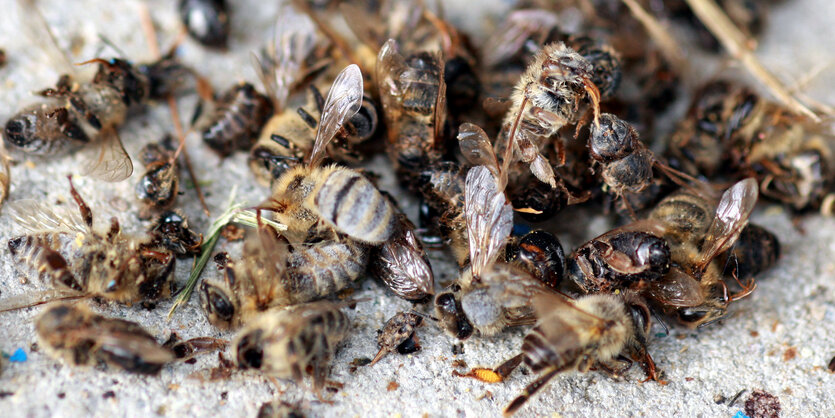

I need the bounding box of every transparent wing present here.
[0,288,87,313]
[93,333,176,364]
[340,2,385,49]
[465,165,512,278]
[7,199,88,234]
[458,123,499,174]
[482,9,558,67]
[307,64,364,168]
[698,178,758,267]
[80,127,133,182]
[645,267,703,307]
[433,51,447,149]
[255,5,317,110]
[375,39,407,116]
[17,0,77,77]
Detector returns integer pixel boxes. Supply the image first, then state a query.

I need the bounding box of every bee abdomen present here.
[285,241,368,303]
[522,326,577,372]
[315,169,395,244]
[202,83,273,156]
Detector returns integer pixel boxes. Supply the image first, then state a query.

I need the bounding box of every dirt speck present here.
[387,381,399,392]
[744,390,781,418]
[782,347,797,362]
[750,330,759,338]
[828,355,835,372]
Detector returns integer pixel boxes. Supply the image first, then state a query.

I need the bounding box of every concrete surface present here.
[0,0,834,417]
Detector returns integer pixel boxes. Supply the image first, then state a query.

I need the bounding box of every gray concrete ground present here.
[0,0,834,417]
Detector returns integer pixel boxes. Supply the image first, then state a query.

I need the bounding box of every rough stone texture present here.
[0,0,834,417]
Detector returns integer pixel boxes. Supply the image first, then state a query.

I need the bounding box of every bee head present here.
[434,292,473,340]
[199,279,236,329]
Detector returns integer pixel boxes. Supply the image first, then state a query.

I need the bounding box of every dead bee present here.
[147,210,203,257]
[257,401,305,418]
[465,291,656,415]
[135,135,180,217]
[196,82,274,156]
[248,6,379,185]
[720,223,780,283]
[376,38,447,187]
[234,300,351,397]
[162,333,227,361]
[505,229,567,290]
[200,220,367,329]
[1,177,175,311]
[434,130,555,338]
[179,0,230,48]
[645,179,760,327]
[264,64,396,245]
[4,2,194,181]
[369,195,434,302]
[370,311,424,365]
[35,303,175,375]
[667,80,835,211]
[501,42,601,188]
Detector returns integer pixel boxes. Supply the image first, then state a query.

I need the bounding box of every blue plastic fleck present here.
[733,411,749,418]
[654,332,667,338]
[512,224,532,236]
[9,348,27,363]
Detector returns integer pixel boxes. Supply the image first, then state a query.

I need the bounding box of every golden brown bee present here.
[483,291,656,415]
[370,311,424,365]
[35,303,175,375]
[179,0,230,48]
[369,195,434,302]
[1,177,175,311]
[3,4,195,182]
[264,64,396,245]
[196,82,274,156]
[135,136,180,216]
[644,179,761,327]
[234,300,351,397]
[376,38,447,186]
[500,42,602,188]
[199,221,368,329]
[668,80,835,211]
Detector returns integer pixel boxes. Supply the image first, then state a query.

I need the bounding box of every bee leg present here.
[503,366,564,416]
[311,355,335,404]
[67,175,93,227]
[634,346,666,384]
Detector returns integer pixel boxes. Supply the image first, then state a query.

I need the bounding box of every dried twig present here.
[620,0,686,71]
[683,0,820,121]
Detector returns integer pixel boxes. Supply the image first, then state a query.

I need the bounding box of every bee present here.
[4,2,195,181]
[264,64,396,245]
[434,127,555,338]
[416,160,468,266]
[35,303,175,375]
[234,300,351,397]
[196,81,274,157]
[370,311,424,365]
[179,0,230,48]
[501,42,602,188]
[505,229,567,290]
[472,291,656,415]
[135,135,180,217]
[147,210,203,257]
[1,177,175,311]
[668,80,835,211]
[199,220,368,329]
[720,223,780,284]
[644,178,761,327]
[376,38,447,187]
[369,194,434,302]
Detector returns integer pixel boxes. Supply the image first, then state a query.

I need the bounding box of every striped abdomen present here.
[283,240,368,304]
[201,82,273,156]
[8,233,80,290]
[314,168,395,244]
[521,325,580,373]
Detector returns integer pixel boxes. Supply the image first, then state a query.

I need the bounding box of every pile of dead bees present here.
[0,0,824,415]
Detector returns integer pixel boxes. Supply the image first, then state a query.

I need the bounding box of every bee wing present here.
[255,5,317,110]
[530,292,592,348]
[80,127,133,182]
[0,142,10,208]
[465,165,512,278]
[7,199,88,234]
[307,64,364,168]
[376,39,407,116]
[93,333,176,364]
[697,178,758,266]
[433,52,447,149]
[645,267,703,307]
[340,2,386,49]
[481,9,558,67]
[0,288,87,313]
[16,0,77,77]
[458,123,499,174]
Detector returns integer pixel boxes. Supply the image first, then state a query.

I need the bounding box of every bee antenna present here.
[97,34,127,58]
[407,310,439,322]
